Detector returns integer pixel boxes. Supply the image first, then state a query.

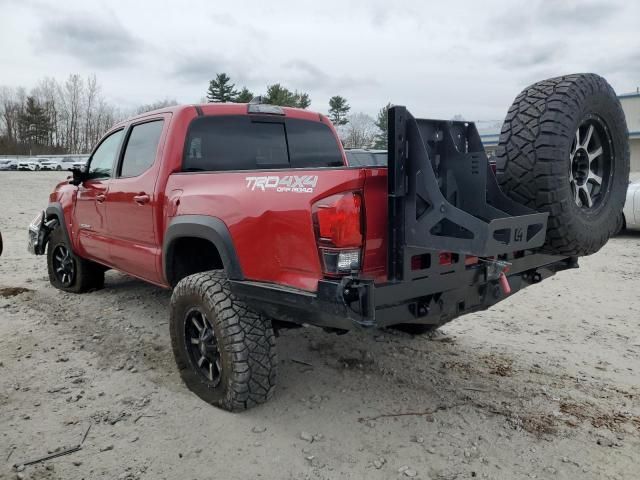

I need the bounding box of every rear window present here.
[345,151,387,167]
[183,115,343,172]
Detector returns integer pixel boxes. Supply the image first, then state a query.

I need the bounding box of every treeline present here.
[0,72,392,155]
[1,75,119,155]
[206,72,391,150]
[0,75,177,156]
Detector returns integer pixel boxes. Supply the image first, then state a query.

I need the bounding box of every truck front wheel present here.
[46,225,105,293]
[170,270,277,411]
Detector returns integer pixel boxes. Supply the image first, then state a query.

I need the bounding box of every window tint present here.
[120,121,164,177]
[88,130,124,179]
[183,115,344,172]
[286,119,343,168]
[345,151,387,167]
[184,116,288,171]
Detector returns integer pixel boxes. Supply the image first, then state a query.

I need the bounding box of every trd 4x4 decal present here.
[245,175,318,193]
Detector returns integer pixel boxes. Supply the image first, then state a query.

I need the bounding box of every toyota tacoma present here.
[28,74,629,411]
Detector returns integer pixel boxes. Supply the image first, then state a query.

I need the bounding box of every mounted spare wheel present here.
[496,73,630,256]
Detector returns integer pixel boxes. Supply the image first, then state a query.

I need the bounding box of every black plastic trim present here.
[45,203,72,248]
[163,215,243,285]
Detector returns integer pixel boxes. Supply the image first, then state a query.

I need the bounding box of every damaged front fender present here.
[27,211,58,255]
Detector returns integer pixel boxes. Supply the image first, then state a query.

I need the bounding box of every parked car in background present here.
[18,158,41,171]
[74,156,89,169]
[39,158,63,171]
[618,177,640,233]
[344,149,387,167]
[61,156,89,170]
[0,158,18,170]
[57,157,78,170]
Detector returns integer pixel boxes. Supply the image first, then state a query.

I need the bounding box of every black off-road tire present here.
[496,73,629,256]
[47,225,105,293]
[613,212,626,236]
[170,270,277,411]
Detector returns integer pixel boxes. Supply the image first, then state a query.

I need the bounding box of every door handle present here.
[134,193,150,205]
[96,193,106,203]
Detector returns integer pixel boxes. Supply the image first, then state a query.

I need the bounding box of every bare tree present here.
[83,75,100,152]
[0,87,21,144]
[136,99,178,114]
[341,112,377,149]
[58,74,84,153]
[32,77,59,148]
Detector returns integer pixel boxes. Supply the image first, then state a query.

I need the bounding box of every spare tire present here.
[496,73,629,256]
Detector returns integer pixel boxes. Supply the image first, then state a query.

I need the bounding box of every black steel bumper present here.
[231,253,576,331]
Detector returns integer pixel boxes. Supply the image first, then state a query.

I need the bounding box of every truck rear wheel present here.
[496,73,629,256]
[47,225,105,293]
[170,270,277,411]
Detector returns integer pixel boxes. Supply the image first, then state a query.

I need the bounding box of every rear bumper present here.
[231,253,577,331]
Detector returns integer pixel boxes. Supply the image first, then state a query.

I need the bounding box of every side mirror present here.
[69,167,87,186]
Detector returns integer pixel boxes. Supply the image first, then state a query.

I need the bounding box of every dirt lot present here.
[1,171,639,480]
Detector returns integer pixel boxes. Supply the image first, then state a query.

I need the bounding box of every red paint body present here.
[50,104,389,291]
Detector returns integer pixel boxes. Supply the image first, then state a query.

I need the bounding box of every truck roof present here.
[121,103,326,126]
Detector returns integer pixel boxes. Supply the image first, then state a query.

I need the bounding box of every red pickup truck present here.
[28,73,629,411]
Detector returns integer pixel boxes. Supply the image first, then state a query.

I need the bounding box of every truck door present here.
[74,129,124,264]
[104,118,167,284]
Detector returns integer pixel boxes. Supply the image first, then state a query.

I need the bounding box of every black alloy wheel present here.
[52,244,75,287]
[184,307,222,386]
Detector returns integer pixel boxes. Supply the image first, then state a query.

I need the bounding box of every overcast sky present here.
[1,0,638,121]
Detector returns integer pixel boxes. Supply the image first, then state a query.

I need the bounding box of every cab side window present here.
[119,120,164,178]
[87,130,124,179]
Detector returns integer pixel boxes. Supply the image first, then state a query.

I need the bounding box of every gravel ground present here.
[1,171,639,480]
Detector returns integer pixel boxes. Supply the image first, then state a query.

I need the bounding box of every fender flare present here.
[45,203,71,247]
[163,215,244,285]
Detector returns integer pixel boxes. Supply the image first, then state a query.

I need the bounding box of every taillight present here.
[312,192,363,276]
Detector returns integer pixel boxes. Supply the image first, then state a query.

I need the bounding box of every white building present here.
[481,92,640,173]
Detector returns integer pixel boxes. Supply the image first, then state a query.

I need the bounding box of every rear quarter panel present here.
[165,169,373,291]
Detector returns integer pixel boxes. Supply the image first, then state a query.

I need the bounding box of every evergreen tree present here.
[295,91,311,109]
[206,73,238,102]
[264,84,311,108]
[19,96,50,145]
[235,87,254,103]
[373,103,392,149]
[328,96,350,126]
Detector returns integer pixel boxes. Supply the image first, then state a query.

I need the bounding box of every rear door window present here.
[183,115,343,172]
[119,120,164,177]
